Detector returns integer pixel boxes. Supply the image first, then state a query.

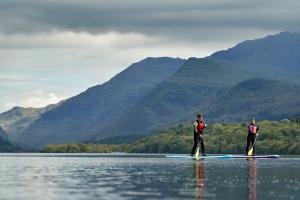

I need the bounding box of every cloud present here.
[1,0,295,53]
[0,31,158,49]
[1,90,66,112]
[1,0,299,37]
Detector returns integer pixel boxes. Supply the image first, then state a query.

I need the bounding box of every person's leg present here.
[251,134,256,155]
[200,135,205,155]
[246,134,251,155]
[191,132,198,156]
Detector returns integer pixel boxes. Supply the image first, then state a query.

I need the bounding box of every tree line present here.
[43,120,300,154]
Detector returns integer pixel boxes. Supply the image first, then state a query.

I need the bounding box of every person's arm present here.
[194,122,198,133]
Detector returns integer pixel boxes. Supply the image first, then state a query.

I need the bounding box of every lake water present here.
[0,153,299,200]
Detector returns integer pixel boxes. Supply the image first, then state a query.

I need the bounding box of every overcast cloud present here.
[0,0,299,112]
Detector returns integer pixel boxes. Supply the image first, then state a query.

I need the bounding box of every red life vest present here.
[197,121,205,133]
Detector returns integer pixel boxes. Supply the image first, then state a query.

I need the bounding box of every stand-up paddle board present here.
[165,155,233,159]
[165,155,279,159]
[232,155,279,159]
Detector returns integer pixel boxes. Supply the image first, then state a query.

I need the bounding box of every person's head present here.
[197,113,203,121]
[250,118,256,125]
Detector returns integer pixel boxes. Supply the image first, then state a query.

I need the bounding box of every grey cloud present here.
[1,0,299,38]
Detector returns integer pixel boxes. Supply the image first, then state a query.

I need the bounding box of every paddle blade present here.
[247,147,254,156]
[195,147,200,160]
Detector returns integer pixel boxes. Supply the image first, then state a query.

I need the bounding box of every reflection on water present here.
[194,161,205,200]
[247,159,257,200]
[0,154,299,200]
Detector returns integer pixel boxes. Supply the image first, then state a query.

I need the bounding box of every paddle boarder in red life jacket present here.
[246,118,260,156]
[191,114,207,156]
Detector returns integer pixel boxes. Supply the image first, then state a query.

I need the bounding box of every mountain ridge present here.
[0,103,59,137]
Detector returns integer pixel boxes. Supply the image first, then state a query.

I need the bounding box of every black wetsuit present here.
[245,133,256,155]
[245,124,258,155]
[191,120,205,156]
[191,132,205,156]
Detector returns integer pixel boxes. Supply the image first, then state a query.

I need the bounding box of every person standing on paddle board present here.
[246,118,259,156]
[191,114,207,157]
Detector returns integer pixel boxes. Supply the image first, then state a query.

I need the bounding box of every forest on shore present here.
[43,119,300,154]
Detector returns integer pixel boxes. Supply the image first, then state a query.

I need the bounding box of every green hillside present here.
[204,78,300,122]
[44,119,300,154]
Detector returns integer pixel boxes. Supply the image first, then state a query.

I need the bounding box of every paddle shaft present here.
[253,134,258,146]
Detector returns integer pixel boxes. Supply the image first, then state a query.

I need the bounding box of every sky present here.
[0,0,300,113]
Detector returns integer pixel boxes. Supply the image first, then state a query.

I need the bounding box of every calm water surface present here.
[0,153,299,200]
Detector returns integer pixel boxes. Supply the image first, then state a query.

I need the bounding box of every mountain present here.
[95,58,256,140]
[211,32,300,70]
[0,104,58,138]
[210,32,300,85]
[94,32,300,141]
[13,57,185,147]
[204,78,300,122]
[9,32,300,148]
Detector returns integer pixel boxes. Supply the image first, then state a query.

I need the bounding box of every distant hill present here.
[13,57,185,147]
[0,104,59,139]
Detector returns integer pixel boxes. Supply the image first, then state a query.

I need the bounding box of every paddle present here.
[247,126,260,156]
[194,147,200,160]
